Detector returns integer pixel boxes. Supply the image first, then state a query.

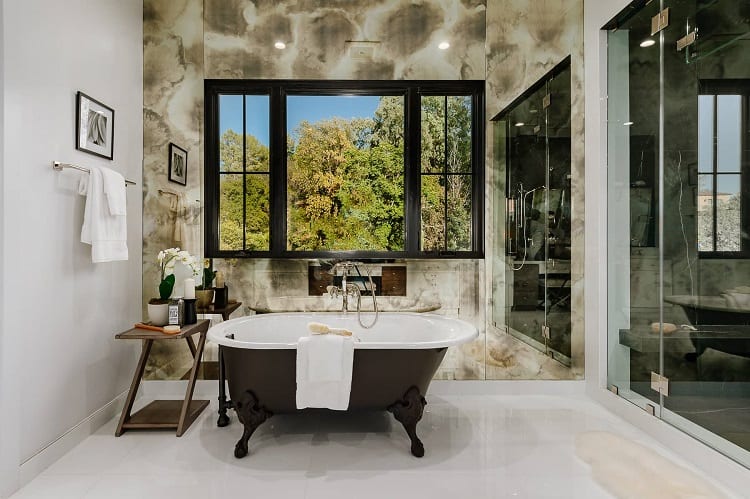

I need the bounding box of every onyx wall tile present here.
[143,0,584,380]
[485,0,584,379]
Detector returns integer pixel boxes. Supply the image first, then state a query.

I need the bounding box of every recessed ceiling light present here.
[274,41,286,50]
[514,122,525,127]
[624,121,634,126]
[438,41,450,50]
[639,39,655,48]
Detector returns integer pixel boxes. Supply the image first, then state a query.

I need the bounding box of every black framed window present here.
[204,80,484,259]
[698,80,750,258]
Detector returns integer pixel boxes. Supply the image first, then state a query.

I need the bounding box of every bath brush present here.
[307,322,353,337]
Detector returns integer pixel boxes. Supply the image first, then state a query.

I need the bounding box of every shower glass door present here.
[605,0,663,413]
[493,58,572,364]
[660,0,750,466]
[607,0,750,468]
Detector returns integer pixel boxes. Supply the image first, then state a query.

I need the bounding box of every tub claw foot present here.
[388,386,427,458]
[233,390,272,459]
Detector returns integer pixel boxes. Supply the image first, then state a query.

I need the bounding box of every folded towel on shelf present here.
[99,167,126,215]
[79,166,128,262]
[296,333,354,410]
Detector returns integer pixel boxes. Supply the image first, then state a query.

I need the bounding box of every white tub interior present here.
[207,312,478,350]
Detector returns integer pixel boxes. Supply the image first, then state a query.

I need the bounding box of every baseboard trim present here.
[18,390,129,486]
[429,379,586,396]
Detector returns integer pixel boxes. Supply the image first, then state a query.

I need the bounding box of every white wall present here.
[1,0,143,493]
[0,1,13,495]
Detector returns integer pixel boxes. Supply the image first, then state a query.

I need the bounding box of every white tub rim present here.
[207,312,478,350]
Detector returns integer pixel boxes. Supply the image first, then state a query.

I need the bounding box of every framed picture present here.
[168,143,188,186]
[76,91,114,160]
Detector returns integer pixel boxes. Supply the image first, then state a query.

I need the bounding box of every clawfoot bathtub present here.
[207,312,477,458]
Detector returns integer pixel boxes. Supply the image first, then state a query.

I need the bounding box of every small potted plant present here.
[195,258,216,308]
[148,248,200,325]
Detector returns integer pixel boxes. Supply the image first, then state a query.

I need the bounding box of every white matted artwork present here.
[168,142,188,186]
[76,91,114,160]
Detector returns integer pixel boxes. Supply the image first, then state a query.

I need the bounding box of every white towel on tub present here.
[296,334,354,410]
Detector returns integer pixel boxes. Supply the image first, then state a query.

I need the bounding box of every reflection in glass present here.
[698,95,714,173]
[717,95,741,172]
[697,175,714,251]
[716,175,741,251]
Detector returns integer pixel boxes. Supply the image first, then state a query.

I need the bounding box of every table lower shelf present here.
[120,400,209,432]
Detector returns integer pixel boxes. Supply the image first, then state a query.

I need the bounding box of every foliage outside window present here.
[204,80,484,259]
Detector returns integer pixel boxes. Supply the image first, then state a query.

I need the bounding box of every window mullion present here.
[406,88,421,256]
[270,87,285,254]
[713,94,718,251]
[443,95,449,252]
[242,95,247,250]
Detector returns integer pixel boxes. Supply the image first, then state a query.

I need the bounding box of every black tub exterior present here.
[221,345,447,458]
[223,346,446,413]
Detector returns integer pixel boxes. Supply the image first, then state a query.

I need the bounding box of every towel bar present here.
[52,161,136,186]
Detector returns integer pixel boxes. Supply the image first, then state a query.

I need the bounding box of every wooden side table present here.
[115,320,210,437]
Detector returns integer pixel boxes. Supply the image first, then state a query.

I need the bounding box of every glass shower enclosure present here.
[606,0,750,467]
[493,58,573,365]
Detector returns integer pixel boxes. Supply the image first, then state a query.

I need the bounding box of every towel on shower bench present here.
[296,333,354,410]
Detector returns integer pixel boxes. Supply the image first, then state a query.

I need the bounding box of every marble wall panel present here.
[143,0,584,380]
[203,0,486,80]
[143,0,206,379]
[485,0,584,379]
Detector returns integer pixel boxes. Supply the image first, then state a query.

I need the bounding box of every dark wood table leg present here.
[217,344,230,427]
[116,339,153,437]
[185,335,197,358]
[176,331,207,437]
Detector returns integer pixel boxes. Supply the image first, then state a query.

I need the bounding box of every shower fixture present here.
[512,183,546,271]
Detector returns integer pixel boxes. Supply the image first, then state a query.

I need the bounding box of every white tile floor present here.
[10,394,740,499]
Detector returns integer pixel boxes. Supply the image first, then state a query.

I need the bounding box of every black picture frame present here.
[168,142,188,186]
[76,91,114,160]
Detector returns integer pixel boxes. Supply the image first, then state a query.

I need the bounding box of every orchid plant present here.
[156,248,200,301]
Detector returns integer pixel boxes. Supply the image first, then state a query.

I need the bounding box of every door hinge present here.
[676,30,697,51]
[651,8,670,35]
[645,403,657,416]
[541,324,551,340]
[650,371,669,396]
[608,384,619,395]
[542,94,551,109]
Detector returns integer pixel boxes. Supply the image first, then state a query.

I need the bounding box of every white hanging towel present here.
[296,334,354,410]
[79,166,128,262]
[100,167,127,215]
